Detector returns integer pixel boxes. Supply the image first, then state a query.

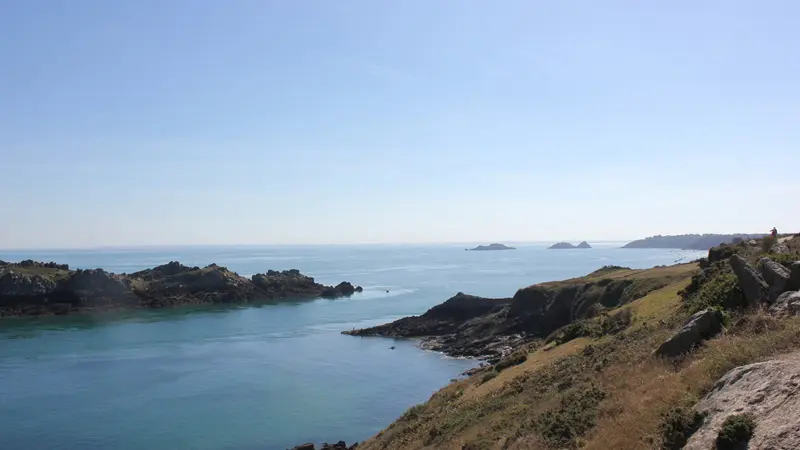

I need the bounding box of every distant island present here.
[621,234,766,250]
[548,241,592,249]
[467,243,515,251]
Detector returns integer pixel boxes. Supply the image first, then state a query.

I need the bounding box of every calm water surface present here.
[0,243,704,449]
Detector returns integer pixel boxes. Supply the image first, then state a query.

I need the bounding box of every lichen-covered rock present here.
[730,254,768,305]
[770,291,800,316]
[0,269,57,296]
[684,353,800,449]
[654,308,724,357]
[759,257,792,302]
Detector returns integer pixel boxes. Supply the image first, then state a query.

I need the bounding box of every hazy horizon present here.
[2,1,798,248]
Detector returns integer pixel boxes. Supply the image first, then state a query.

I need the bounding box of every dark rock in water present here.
[759,257,792,302]
[355,285,363,293]
[291,444,315,450]
[654,308,724,357]
[548,242,576,249]
[576,241,592,249]
[730,254,768,305]
[320,282,358,298]
[468,243,515,251]
[289,441,357,450]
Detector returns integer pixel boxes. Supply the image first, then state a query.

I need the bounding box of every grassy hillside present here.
[357,238,800,449]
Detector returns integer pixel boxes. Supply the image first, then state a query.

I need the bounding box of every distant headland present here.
[0,260,362,318]
[621,234,766,250]
[548,241,592,249]
[467,243,515,251]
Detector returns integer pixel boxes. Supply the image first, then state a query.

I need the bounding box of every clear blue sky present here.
[1,1,798,248]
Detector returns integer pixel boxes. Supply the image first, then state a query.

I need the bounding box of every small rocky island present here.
[548,241,592,249]
[0,259,362,317]
[467,243,515,251]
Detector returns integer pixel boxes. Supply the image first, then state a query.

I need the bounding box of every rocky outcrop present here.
[548,242,576,249]
[769,242,791,254]
[770,291,800,316]
[0,269,58,296]
[68,269,139,307]
[346,270,677,360]
[654,308,724,357]
[730,254,768,305]
[321,282,360,298]
[790,262,800,291]
[576,241,592,249]
[684,352,800,450]
[0,260,360,317]
[759,257,792,302]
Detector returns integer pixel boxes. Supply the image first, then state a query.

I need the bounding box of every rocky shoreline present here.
[343,265,693,362]
[0,259,362,318]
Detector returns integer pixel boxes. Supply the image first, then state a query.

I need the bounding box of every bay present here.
[0,243,704,450]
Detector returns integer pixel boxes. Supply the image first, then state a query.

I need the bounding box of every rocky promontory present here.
[0,260,361,317]
[344,265,692,360]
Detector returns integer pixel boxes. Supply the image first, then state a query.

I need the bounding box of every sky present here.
[1,1,798,248]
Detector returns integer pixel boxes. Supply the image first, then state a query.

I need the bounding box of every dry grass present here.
[358,260,800,450]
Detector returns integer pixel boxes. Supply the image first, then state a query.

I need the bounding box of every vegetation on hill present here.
[354,235,800,449]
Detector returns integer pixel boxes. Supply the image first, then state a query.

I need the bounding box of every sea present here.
[0,243,705,450]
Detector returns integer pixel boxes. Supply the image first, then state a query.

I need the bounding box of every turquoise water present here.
[0,244,704,449]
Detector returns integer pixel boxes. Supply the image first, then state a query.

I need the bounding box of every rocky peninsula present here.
[0,259,361,317]
[344,235,800,450]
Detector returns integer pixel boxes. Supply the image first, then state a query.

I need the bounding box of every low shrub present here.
[494,351,527,372]
[716,414,756,450]
[480,371,497,384]
[534,386,606,448]
[658,407,705,449]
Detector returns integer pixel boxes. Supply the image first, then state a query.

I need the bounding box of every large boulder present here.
[684,353,800,449]
[770,291,800,316]
[654,308,724,357]
[759,257,792,302]
[730,254,768,305]
[0,269,57,296]
[791,262,800,291]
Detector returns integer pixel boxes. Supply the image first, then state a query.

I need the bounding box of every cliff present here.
[0,260,361,317]
[348,235,800,450]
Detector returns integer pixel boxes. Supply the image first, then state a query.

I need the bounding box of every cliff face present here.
[345,264,696,359]
[0,260,361,317]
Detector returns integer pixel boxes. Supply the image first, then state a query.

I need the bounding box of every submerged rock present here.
[654,308,724,358]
